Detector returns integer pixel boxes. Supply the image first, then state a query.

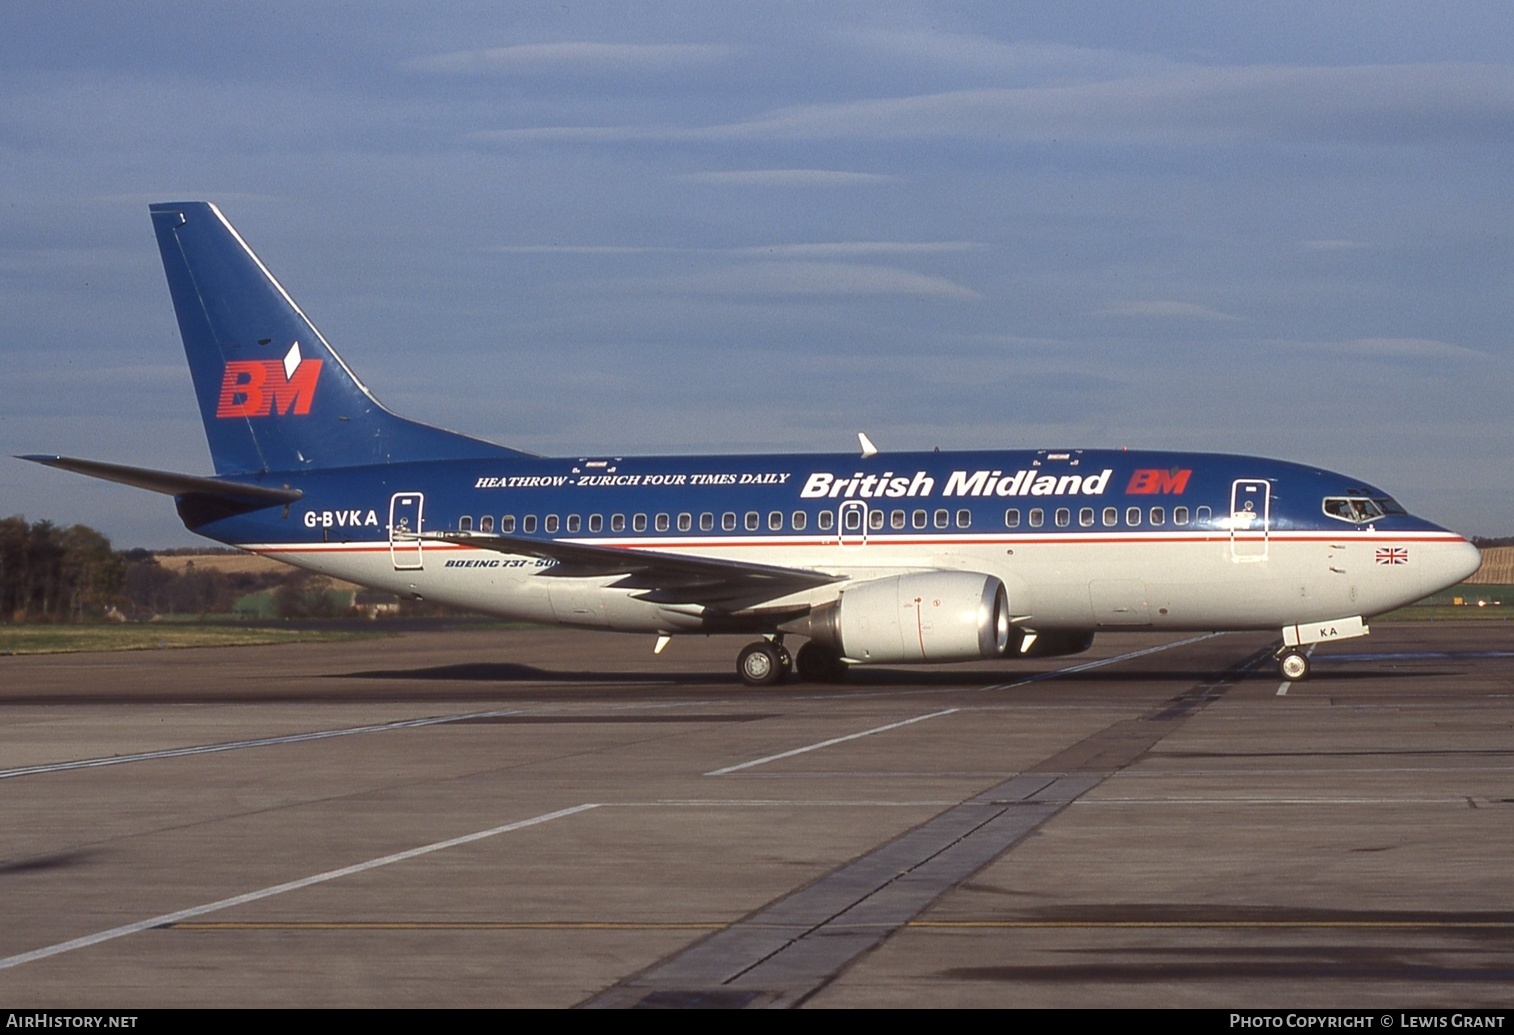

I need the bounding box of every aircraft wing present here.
[420,531,844,608]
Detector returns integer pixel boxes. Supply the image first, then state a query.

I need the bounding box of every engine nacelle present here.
[792,572,1010,664]
[1014,629,1095,658]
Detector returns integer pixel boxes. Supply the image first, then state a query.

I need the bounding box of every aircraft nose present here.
[1428,536,1483,592]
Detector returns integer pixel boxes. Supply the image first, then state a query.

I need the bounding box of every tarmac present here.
[1,622,1511,1008]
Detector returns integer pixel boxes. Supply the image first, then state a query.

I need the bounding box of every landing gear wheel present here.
[1278,649,1310,681]
[795,641,848,683]
[737,642,788,686]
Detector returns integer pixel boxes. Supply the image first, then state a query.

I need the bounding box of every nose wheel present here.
[1277,648,1310,681]
[737,641,791,686]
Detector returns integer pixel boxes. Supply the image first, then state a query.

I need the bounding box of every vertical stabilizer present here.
[149,202,521,474]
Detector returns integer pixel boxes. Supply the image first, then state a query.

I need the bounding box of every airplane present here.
[24,202,1483,686]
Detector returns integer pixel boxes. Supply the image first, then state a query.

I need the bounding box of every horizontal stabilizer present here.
[19,455,302,505]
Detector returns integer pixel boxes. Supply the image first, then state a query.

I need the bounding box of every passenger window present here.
[459,515,473,532]
[588,514,602,533]
[1005,509,1020,528]
[700,513,713,531]
[1029,508,1044,527]
[792,511,807,531]
[633,514,647,532]
[1149,507,1164,526]
[523,515,537,533]
[765,511,780,531]
[869,509,884,530]
[1197,506,1212,524]
[1173,507,1189,526]
[957,509,971,529]
[611,514,625,533]
[656,514,670,532]
[913,510,927,529]
[1103,507,1117,527]
[567,514,580,533]
[480,516,494,533]
[501,515,516,534]
[892,510,906,529]
[677,513,692,532]
[745,511,759,531]
[545,515,559,533]
[818,510,835,531]
[722,512,737,531]
[844,508,863,533]
[1055,508,1070,528]
[1126,507,1141,526]
[934,509,949,529]
[1079,507,1094,527]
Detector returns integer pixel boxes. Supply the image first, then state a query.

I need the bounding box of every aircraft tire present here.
[795,641,847,683]
[738,642,788,686]
[1278,649,1310,681]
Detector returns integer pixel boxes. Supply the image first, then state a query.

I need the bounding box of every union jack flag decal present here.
[1376,547,1409,565]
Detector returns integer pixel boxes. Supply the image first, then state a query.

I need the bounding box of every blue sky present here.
[3,2,1511,546]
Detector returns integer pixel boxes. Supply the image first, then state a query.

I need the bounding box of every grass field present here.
[0,624,382,656]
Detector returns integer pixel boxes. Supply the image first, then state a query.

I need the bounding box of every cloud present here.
[1300,238,1371,251]
[840,29,1172,83]
[471,62,1514,148]
[406,42,734,75]
[1096,300,1243,321]
[664,261,982,299]
[727,241,983,258]
[1275,337,1488,360]
[677,169,893,186]
[487,245,671,255]
[487,241,983,257]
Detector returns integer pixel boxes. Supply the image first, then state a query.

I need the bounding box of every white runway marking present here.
[0,709,525,781]
[978,632,1223,692]
[706,634,1227,775]
[705,709,960,775]
[0,803,599,972]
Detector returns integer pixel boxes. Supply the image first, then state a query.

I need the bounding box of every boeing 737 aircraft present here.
[26,203,1482,685]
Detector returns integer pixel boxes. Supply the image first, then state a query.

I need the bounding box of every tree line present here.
[0,515,349,622]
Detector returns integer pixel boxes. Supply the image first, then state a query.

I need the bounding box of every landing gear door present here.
[389,492,424,570]
[1229,479,1270,561]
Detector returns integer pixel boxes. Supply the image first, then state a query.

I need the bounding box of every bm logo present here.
[216,341,322,419]
[1126,468,1192,494]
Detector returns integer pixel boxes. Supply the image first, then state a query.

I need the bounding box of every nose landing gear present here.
[1276,646,1311,681]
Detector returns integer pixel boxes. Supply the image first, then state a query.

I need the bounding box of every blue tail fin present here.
[149,202,524,475]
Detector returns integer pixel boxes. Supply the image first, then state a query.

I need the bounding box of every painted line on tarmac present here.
[0,803,599,972]
[0,709,527,781]
[706,635,1224,777]
[977,632,1224,692]
[705,710,960,775]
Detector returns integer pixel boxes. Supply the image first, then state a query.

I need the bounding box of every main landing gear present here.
[735,637,849,686]
[1276,646,1311,681]
[736,640,790,686]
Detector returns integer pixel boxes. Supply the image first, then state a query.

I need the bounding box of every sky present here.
[2,1,1511,547]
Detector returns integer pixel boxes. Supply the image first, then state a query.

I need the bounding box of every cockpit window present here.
[1322,496,1401,524]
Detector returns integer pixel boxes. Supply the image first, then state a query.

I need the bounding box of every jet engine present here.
[786,571,1010,664]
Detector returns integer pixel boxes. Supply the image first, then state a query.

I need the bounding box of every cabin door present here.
[1229,479,1271,561]
[389,492,424,570]
[838,500,869,549]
